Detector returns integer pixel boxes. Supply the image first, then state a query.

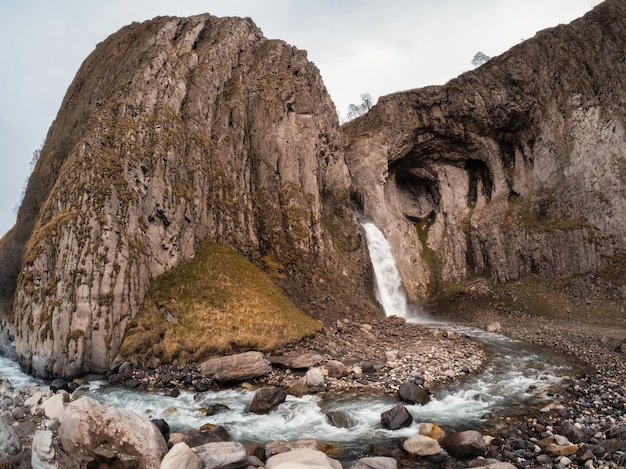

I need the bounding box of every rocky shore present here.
[432,300,626,469]
[1,314,625,468]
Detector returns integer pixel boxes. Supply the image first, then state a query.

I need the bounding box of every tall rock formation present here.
[0,14,378,378]
[344,0,626,300]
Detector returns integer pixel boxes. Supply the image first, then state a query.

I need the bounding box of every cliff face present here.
[344,0,626,301]
[1,14,378,378]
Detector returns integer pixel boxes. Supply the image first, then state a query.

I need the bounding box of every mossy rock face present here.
[121,241,323,365]
[5,14,378,379]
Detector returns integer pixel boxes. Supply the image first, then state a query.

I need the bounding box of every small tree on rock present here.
[344,93,374,122]
[471,51,491,67]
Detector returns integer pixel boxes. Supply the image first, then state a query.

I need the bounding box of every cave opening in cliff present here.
[393,167,440,225]
[465,159,494,208]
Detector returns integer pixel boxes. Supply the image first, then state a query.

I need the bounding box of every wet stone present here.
[325,411,353,429]
[380,404,413,430]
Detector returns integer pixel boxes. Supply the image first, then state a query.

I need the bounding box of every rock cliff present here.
[0,14,378,378]
[344,0,626,301]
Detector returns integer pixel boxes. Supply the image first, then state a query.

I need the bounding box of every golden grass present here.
[120,241,322,365]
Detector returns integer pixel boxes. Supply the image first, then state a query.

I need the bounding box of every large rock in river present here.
[58,396,168,468]
[249,386,287,414]
[380,404,413,430]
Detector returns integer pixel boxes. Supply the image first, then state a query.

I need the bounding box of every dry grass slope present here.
[431,273,626,328]
[120,241,322,365]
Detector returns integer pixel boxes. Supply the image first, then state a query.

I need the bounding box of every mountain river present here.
[0,222,582,459]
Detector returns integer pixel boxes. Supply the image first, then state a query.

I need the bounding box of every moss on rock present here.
[120,239,322,365]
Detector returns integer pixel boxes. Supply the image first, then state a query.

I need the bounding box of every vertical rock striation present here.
[1,14,377,378]
[344,0,626,300]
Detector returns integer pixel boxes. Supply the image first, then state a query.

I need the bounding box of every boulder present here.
[546,442,579,456]
[380,404,413,430]
[31,430,56,469]
[325,360,349,378]
[194,378,213,392]
[168,426,230,447]
[553,434,571,446]
[151,418,170,441]
[397,381,430,405]
[58,396,167,468]
[245,442,266,461]
[326,411,354,428]
[265,448,342,469]
[161,442,202,469]
[560,420,587,443]
[441,430,487,458]
[360,361,375,372]
[349,456,398,468]
[419,423,445,442]
[0,418,21,456]
[11,406,25,420]
[49,378,70,393]
[269,353,323,369]
[403,434,441,456]
[265,439,339,459]
[199,352,271,382]
[484,323,501,333]
[205,404,230,416]
[24,390,47,409]
[288,377,310,397]
[249,386,287,414]
[192,441,248,469]
[41,393,65,422]
[305,367,325,388]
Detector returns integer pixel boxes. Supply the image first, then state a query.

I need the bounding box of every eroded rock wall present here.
[3,14,377,378]
[344,0,626,299]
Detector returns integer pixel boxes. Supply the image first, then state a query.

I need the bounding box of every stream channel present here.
[0,222,583,459]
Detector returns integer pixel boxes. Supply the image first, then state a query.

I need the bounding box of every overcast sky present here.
[0,0,602,236]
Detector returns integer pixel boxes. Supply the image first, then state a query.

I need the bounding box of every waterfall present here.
[360,222,416,319]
